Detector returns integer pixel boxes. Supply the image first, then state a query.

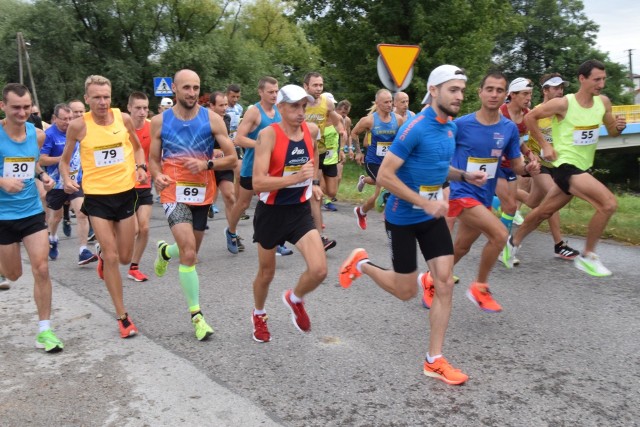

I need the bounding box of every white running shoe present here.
[574,252,612,277]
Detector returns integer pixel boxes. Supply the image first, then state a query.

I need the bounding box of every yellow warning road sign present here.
[377,44,421,88]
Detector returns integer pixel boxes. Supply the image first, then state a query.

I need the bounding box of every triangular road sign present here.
[377,44,421,88]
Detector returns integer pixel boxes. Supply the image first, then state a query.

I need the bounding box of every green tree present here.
[493,0,633,105]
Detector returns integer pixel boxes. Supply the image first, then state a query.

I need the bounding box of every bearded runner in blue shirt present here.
[339,65,486,386]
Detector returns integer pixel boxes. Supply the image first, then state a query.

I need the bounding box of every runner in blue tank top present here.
[0,83,63,352]
[350,89,404,230]
[225,77,281,254]
[340,65,486,386]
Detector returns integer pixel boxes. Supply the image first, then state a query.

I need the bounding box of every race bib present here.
[176,182,206,203]
[325,149,335,159]
[376,142,391,157]
[466,157,498,179]
[413,185,443,210]
[283,165,311,188]
[572,125,599,146]
[3,157,35,179]
[93,143,124,167]
[69,169,79,183]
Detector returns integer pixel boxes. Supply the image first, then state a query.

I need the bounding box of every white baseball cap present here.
[508,77,533,95]
[421,65,468,105]
[277,85,314,104]
[160,97,174,107]
[323,92,337,104]
[541,76,569,88]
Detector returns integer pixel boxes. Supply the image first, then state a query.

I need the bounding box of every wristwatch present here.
[312,179,321,186]
[136,164,147,172]
[207,159,214,170]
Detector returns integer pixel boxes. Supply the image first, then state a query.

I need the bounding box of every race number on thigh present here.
[466,157,498,179]
[176,182,206,203]
[93,143,124,167]
[3,157,35,179]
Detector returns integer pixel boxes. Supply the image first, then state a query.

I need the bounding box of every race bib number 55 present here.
[572,125,600,146]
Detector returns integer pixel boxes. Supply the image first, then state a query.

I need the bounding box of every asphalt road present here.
[2,199,639,426]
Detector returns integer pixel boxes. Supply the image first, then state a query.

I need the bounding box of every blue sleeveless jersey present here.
[365,112,399,165]
[0,122,43,220]
[241,103,281,177]
[161,107,214,161]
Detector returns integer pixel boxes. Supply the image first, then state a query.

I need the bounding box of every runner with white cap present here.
[249,84,325,342]
[513,73,580,261]
[339,65,485,385]
[158,97,173,113]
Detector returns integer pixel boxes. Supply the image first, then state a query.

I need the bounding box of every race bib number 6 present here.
[572,125,599,146]
[176,182,206,203]
[93,143,125,167]
[3,157,35,179]
[466,157,498,179]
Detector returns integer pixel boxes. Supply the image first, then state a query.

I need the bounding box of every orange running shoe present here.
[466,282,502,312]
[339,248,369,288]
[423,357,468,385]
[118,314,138,338]
[418,272,435,309]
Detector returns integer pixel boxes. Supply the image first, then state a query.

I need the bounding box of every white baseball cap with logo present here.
[277,85,315,104]
[160,97,174,107]
[508,77,533,95]
[541,76,570,88]
[421,65,468,105]
[322,92,337,104]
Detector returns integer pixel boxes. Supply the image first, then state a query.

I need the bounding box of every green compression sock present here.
[179,264,200,312]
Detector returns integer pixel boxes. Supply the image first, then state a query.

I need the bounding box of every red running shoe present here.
[282,289,310,332]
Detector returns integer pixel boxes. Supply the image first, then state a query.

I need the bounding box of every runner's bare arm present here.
[523,97,568,161]
[60,118,84,193]
[234,106,260,149]
[149,114,172,191]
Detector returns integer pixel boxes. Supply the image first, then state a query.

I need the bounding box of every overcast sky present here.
[582,0,639,77]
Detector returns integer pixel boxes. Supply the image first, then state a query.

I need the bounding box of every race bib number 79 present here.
[93,143,125,167]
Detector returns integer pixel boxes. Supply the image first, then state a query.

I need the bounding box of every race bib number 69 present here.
[176,182,206,203]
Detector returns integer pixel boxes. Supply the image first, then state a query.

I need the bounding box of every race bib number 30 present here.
[466,157,498,179]
[376,142,391,157]
[3,157,35,179]
[413,185,443,209]
[572,125,600,146]
[176,182,206,203]
[93,143,125,167]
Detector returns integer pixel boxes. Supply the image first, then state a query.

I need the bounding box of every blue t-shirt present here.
[385,107,456,225]
[450,113,521,207]
[0,122,43,220]
[41,125,82,188]
[241,103,281,177]
[365,112,399,165]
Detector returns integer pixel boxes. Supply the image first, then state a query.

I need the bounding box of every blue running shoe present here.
[276,245,293,256]
[78,248,98,266]
[323,201,338,211]
[49,240,59,260]
[224,227,239,254]
[212,204,220,214]
[62,220,72,237]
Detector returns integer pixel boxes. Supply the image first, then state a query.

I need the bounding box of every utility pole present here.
[16,32,39,108]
